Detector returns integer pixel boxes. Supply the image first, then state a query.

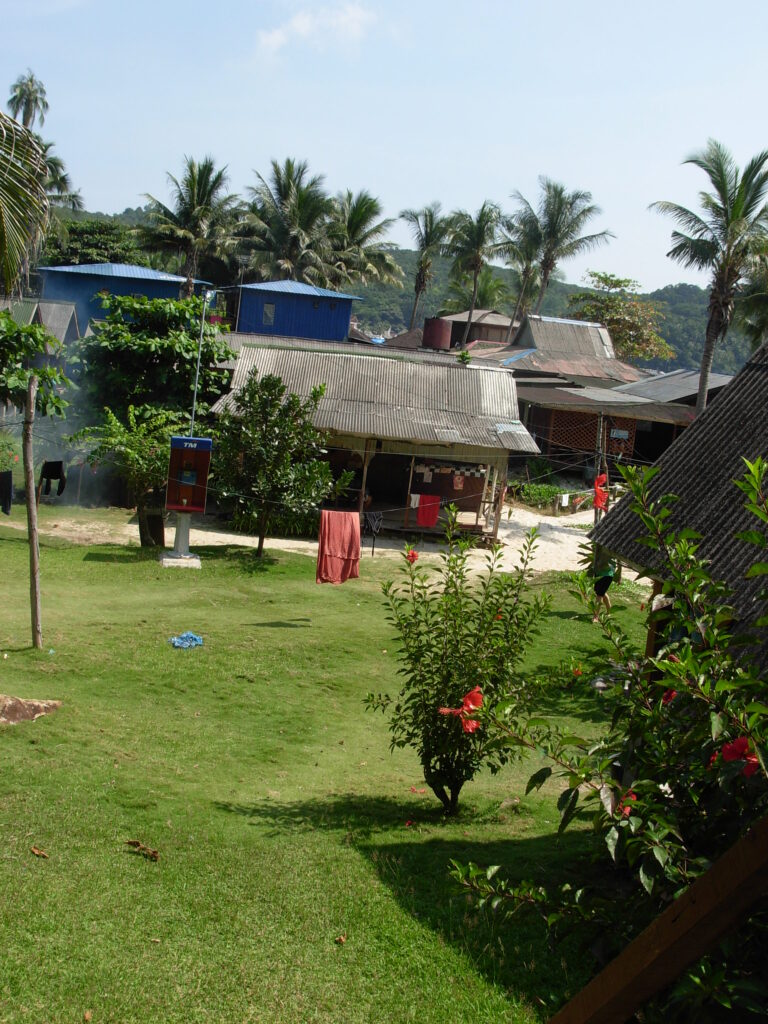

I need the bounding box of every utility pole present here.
[23,375,42,649]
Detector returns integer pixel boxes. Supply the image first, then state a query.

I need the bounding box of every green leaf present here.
[710,712,725,741]
[605,826,619,861]
[639,859,655,895]
[746,562,768,578]
[525,767,552,795]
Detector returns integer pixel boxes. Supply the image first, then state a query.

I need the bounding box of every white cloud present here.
[257,3,376,55]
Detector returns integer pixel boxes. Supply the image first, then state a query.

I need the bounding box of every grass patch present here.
[0,521,645,1023]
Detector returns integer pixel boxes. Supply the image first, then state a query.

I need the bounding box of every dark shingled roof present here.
[594,345,768,640]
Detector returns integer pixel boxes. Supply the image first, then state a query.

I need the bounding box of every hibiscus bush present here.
[365,508,550,814]
[451,459,768,1018]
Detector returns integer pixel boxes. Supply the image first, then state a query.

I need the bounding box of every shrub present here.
[365,508,550,814]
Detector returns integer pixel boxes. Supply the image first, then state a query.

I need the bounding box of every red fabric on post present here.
[316,510,361,584]
[416,493,441,527]
[593,472,608,511]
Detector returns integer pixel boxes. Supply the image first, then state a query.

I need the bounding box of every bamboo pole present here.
[403,453,416,527]
[23,376,42,649]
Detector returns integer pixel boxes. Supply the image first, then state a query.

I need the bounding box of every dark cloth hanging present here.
[316,510,360,584]
[39,461,66,497]
[0,470,12,516]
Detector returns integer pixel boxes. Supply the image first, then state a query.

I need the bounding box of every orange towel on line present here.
[416,493,441,527]
[316,510,361,584]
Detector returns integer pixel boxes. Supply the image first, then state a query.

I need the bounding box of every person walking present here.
[592,547,617,621]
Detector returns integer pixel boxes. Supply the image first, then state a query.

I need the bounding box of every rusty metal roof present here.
[213,342,538,453]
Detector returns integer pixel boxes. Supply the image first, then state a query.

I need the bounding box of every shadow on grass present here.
[83,547,160,563]
[215,791,600,1010]
[248,619,312,629]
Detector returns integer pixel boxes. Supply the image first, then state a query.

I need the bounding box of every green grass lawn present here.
[0,522,645,1023]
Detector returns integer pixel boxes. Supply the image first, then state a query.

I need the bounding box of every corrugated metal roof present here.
[440,309,513,327]
[218,332,463,370]
[36,301,79,342]
[491,350,645,384]
[613,368,733,403]
[516,385,695,426]
[241,280,361,301]
[37,262,213,284]
[514,314,616,359]
[0,298,37,326]
[213,343,538,453]
[594,344,768,657]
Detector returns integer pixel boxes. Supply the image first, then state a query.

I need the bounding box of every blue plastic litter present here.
[169,631,203,649]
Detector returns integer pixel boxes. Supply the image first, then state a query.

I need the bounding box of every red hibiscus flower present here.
[461,718,480,733]
[461,686,483,712]
[618,791,637,817]
[721,736,760,778]
[662,689,677,706]
[573,666,583,678]
[439,687,483,733]
[405,549,418,564]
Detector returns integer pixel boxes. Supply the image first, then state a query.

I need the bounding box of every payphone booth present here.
[166,436,213,515]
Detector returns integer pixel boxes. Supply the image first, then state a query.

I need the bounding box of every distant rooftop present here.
[240,280,361,301]
[37,262,210,285]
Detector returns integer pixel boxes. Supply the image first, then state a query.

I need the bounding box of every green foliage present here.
[0,111,49,292]
[75,293,233,420]
[214,370,336,557]
[365,512,550,814]
[456,349,472,366]
[0,311,68,414]
[510,482,563,507]
[454,459,768,1019]
[0,431,20,471]
[568,271,674,362]
[439,265,510,315]
[70,405,185,545]
[41,218,147,267]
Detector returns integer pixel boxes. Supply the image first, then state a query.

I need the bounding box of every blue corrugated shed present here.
[236,280,359,342]
[38,263,210,335]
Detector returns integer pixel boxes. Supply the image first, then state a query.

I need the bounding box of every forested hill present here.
[355,250,750,375]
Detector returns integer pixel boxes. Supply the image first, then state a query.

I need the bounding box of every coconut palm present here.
[735,255,768,350]
[244,158,333,285]
[327,189,402,287]
[499,209,542,342]
[512,178,612,315]
[7,70,48,131]
[653,140,768,413]
[144,155,238,297]
[439,266,510,315]
[400,202,452,329]
[0,112,48,292]
[443,202,502,347]
[39,139,83,212]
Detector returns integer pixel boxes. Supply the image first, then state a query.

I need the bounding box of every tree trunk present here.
[256,507,270,558]
[408,288,423,331]
[137,502,154,547]
[504,285,527,345]
[459,270,480,348]
[533,268,550,314]
[182,253,196,300]
[23,377,43,649]
[696,305,726,415]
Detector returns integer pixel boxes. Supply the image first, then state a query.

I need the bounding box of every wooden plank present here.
[403,453,415,527]
[550,815,768,1024]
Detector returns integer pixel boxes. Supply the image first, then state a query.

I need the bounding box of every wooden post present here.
[492,463,508,541]
[403,453,416,527]
[23,376,43,650]
[476,464,490,526]
[549,815,768,1024]
[358,439,373,514]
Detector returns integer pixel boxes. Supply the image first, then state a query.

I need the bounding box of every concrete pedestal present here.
[160,512,201,568]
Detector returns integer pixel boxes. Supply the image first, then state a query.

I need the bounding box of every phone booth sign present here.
[166,436,213,515]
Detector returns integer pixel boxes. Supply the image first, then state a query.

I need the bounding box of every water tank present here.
[423,317,451,350]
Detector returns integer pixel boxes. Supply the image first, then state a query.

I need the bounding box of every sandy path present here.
[4,505,596,575]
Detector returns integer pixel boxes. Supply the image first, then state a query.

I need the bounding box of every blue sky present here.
[5,0,768,290]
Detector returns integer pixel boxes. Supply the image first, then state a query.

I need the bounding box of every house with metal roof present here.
[37,263,209,336]
[213,340,538,538]
[593,343,768,661]
[613,368,733,406]
[438,309,514,347]
[0,298,80,346]
[232,280,361,342]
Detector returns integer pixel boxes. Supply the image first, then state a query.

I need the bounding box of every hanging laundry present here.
[593,473,608,511]
[422,468,433,483]
[0,470,12,516]
[410,492,421,509]
[453,474,465,491]
[39,461,66,497]
[316,510,360,584]
[416,494,441,527]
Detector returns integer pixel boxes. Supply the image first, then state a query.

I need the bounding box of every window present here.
[263,302,275,326]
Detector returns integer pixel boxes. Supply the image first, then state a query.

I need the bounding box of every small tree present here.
[215,370,337,557]
[71,405,184,547]
[365,512,550,814]
[567,271,674,363]
[0,312,67,646]
[76,293,233,420]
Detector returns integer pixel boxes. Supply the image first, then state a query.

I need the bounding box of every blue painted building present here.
[235,280,360,342]
[37,263,209,335]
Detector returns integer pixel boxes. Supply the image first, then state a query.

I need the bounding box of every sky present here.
[4,0,768,291]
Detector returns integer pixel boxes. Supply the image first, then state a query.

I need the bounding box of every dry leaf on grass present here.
[124,839,159,862]
[334,932,347,945]
[84,1012,93,1022]
[30,846,49,859]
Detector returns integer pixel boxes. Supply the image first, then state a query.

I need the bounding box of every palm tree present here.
[145,155,238,297]
[400,202,451,329]
[512,178,612,315]
[499,209,542,343]
[735,255,768,350]
[439,266,510,315]
[40,139,83,212]
[327,189,402,287]
[0,112,48,292]
[443,202,502,347]
[652,140,768,413]
[7,70,48,130]
[244,158,333,285]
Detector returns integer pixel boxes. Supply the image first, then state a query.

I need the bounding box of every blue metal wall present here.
[40,271,186,334]
[237,289,353,341]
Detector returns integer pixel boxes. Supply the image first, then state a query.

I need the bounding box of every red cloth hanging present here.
[593,473,608,511]
[316,510,361,584]
[416,493,441,527]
